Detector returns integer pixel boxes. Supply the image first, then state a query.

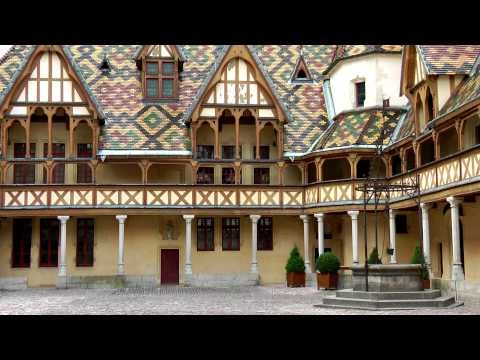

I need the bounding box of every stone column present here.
[299,215,311,273]
[420,202,432,272]
[348,211,360,264]
[314,213,324,257]
[183,215,195,276]
[57,216,70,277]
[250,215,261,274]
[446,197,464,281]
[115,215,127,275]
[388,209,397,264]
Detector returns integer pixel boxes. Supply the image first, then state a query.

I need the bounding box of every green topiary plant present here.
[316,252,341,274]
[411,245,429,280]
[368,247,382,264]
[285,245,306,273]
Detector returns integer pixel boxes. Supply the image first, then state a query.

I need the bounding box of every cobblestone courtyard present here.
[0,286,479,315]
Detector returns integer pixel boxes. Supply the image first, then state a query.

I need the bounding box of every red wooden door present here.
[161,249,179,284]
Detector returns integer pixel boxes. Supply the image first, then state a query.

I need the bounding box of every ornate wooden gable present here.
[0,45,101,119]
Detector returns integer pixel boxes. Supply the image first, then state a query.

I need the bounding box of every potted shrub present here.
[411,245,430,289]
[316,252,341,290]
[285,245,306,287]
[368,247,382,264]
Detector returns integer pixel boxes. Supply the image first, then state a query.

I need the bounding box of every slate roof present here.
[315,107,407,150]
[417,45,480,75]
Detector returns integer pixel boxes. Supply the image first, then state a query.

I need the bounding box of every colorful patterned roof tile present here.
[254,45,336,153]
[317,107,406,150]
[439,60,480,116]
[418,45,480,75]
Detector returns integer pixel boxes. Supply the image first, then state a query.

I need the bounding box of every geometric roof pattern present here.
[418,45,480,75]
[317,107,406,150]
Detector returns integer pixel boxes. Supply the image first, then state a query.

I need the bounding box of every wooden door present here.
[161,249,179,284]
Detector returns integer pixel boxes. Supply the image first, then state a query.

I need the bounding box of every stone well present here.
[351,264,422,292]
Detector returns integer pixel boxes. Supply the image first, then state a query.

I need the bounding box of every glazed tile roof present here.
[316,107,406,150]
[418,45,480,75]
[439,59,480,116]
[253,45,336,153]
[0,45,34,102]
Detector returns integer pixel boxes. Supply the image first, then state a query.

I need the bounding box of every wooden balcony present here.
[1,145,480,212]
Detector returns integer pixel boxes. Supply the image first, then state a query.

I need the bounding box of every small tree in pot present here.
[411,245,429,289]
[316,252,341,290]
[368,247,382,264]
[285,245,306,287]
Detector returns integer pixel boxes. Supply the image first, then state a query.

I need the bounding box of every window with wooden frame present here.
[254,168,270,185]
[197,217,214,251]
[222,217,240,251]
[11,218,32,268]
[196,145,214,160]
[253,145,270,160]
[144,50,177,100]
[76,143,92,183]
[196,167,214,184]
[39,218,59,267]
[222,167,236,185]
[13,143,36,184]
[43,143,65,183]
[355,81,366,107]
[257,217,273,251]
[222,145,236,159]
[76,218,94,267]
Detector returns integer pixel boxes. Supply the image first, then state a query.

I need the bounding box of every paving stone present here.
[0,286,479,315]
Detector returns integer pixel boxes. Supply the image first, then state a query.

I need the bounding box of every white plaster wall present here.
[437,76,451,111]
[329,54,408,115]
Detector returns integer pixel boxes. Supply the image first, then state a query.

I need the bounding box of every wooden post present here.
[47,108,53,158]
[255,119,261,160]
[214,120,220,160]
[235,111,240,159]
[277,161,285,186]
[25,109,31,159]
[69,117,75,159]
[432,130,439,160]
[455,119,465,151]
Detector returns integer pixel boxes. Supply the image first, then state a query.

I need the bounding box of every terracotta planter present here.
[286,272,306,287]
[317,273,338,290]
[423,279,430,290]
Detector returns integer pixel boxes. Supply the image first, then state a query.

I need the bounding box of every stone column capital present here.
[116,214,127,223]
[420,202,433,211]
[249,214,261,223]
[447,196,463,208]
[299,214,310,223]
[314,213,324,220]
[347,210,359,219]
[57,215,70,224]
[183,214,195,223]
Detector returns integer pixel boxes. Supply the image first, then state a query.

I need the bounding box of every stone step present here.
[322,295,456,309]
[335,289,442,300]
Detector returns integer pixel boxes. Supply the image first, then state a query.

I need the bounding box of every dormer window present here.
[291,56,313,83]
[137,45,182,100]
[355,81,366,107]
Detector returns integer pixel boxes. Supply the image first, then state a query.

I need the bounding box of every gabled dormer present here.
[290,54,313,83]
[135,45,184,100]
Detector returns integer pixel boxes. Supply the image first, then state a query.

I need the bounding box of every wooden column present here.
[255,119,261,160]
[214,120,220,160]
[191,161,198,184]
[90,160,98,184]
[277,161,285,186]
[348,154,357,179]
[455,119,466,151]
[25,110,31,159]
[92,122,99,159]
[191,122,198,159]
[432,130,439,160]
[400,148,406,173]
[234,161,242,184]
[277,125,283,159]
[47,108,53,158]
[139,160,151,185]
[413,141,420,168]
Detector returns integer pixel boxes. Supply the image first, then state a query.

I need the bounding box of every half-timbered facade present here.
[1,44,480,298]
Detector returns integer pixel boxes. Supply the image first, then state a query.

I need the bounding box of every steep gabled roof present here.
[417,45,480,75]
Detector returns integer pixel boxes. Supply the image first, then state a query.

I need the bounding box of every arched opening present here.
[219,109,236,159]
[420,138,435,165]
[307,162,317,184]
[356,157,386,179]
[96,163,143,184]
[391,154,402,175]
[416,95,425,131]
[438,127,459,158]
[322,158,351,181]
[148,164,188,184]
[239,109,256,160]
[74,120,93,184]
[196,122,215,160]
[425,87,434,122]
[258,122,277,160]
[284,164,302,185]
[8,120,35,184]
[405,148,415,171]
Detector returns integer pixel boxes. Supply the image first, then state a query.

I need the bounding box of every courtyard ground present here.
[0,285,479,315]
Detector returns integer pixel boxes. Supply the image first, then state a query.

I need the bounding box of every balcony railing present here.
[1,145,480,210]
